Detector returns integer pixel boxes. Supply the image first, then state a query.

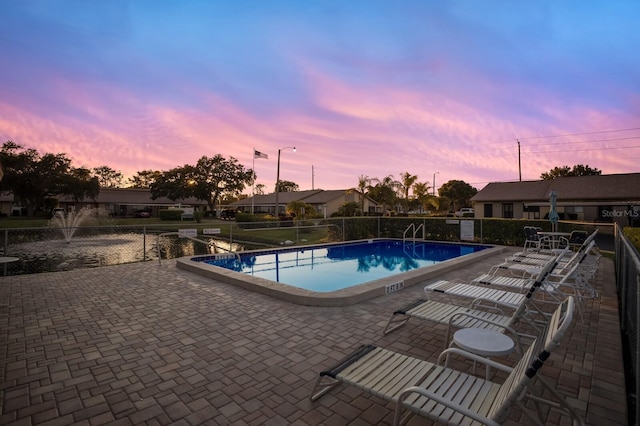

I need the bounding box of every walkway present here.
[0,249,627,425]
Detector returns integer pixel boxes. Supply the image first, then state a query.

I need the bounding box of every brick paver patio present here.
[0,249,628,425]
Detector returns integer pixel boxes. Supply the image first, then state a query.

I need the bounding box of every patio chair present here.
[478,256,592,324]
[513,229,598,259]
[523,226,544,251]
[425,256,557,301]
[425,279,527,306]
[567,230,589,250]
[311,297,582,426]
[489,242,595,279]
[383,266,552,351]
[503,247,570,266]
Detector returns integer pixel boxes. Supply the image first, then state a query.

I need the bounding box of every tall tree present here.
[357,174,371,212]
[277,180,299,192]
[150,155,253,212]
[255,183,266,195]
[0,141,99,216]
[399,172,418,212]
[411,181,431,213]
[128,170,162,188]
[368,175,399,212]
[540,164,602,180]
[93,166,123,188]
[438,180,478,213]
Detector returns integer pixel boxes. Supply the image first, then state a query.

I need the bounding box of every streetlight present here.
[275,146,296,217]
[433,172,439,196]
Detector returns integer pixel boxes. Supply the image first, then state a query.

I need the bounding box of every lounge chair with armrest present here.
[310,297,582,426]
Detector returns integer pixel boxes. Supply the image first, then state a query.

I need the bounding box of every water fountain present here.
[49,208,95,243]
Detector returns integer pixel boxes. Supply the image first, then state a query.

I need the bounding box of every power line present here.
[526,145,640,155]
[477,126,640,148]
[488,135,640,156]
[522,135,640,147]
[516,126,640,141]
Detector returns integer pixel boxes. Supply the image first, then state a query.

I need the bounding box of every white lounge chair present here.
[503,247,570,266]
[311,297,582,426]
[476,254,596,324]
[489,242,596,279]
[424,256,558,306]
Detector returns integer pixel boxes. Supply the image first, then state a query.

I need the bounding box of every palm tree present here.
[357,175,371,213]
[399,172,418,213]
[412,181,429,213]
[368,175,400,214]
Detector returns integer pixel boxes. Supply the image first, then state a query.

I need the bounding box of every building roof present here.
[231,189,378,206]
[61,188,208,206]
[471,173,640,204]
[232,190,323,206]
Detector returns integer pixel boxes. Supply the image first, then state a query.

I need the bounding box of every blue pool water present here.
[199,240,489,292]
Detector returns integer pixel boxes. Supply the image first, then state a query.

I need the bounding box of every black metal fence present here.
[0,217,610,276]
[616,227,640,425]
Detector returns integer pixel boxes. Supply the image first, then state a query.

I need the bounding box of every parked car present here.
[135,210,151,218]
[455,208,475,217]
[220,209,237,220]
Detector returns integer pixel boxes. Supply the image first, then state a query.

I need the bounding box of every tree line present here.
[0,140,603,217]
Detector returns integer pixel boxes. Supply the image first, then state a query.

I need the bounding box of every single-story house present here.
[471,173,640,226]
[1,188,208,218]
[231,189,382,218]
[58,188,209,217]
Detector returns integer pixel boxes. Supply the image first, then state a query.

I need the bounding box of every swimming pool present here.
[177,239,504,306]
[200,240,486,292]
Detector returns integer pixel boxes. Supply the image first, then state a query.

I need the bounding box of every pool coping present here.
[176,240,507,307]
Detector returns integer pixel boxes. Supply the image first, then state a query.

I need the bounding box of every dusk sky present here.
[1,1,639,194]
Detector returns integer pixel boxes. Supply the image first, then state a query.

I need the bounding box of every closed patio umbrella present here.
[549,190,559,232]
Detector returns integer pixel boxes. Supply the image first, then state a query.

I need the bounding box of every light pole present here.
[433,172,439,196]
[275,146,296,217]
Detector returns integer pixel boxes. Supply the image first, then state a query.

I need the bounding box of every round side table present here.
[451,328,515,380]
[0,256,19,276]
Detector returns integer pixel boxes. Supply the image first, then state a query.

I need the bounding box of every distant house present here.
[58,188,208,217]
[231,189,382,217]
[0,192,15,216]
[471,173,640,226]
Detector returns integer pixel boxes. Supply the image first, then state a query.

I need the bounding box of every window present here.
[484,203,493,218]
[524,205,540,219]
[502,203,514,219]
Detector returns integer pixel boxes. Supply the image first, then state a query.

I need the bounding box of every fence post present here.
[143,226,147,262]
[3,229,7,275]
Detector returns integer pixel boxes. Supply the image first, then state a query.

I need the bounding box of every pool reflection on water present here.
[201,239,488,292]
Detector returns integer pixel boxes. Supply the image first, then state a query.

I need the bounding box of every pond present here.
[4,232,243,275]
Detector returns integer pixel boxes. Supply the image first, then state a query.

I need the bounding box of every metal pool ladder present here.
[403,223,424,242]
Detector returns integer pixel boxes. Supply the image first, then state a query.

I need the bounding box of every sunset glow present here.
[1,1,639,192]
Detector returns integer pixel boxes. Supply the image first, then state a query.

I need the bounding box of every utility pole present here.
[312,165,314,190]
[517,139,522,181]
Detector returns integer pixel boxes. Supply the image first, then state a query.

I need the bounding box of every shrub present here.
[624,227,640,253]
[159,209,183,221]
